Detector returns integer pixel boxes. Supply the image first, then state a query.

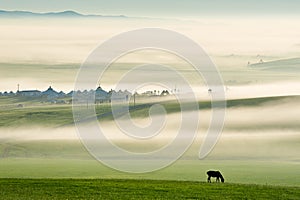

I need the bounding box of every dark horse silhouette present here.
[207,170,225,183]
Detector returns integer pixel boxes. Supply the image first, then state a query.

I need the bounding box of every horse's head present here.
[221,177,225,183]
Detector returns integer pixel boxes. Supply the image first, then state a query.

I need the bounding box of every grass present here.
[0,95,298,127]
[0,156,299,186]
[0,94,299,197]
[0,178,299,199]
[0,105,74,127]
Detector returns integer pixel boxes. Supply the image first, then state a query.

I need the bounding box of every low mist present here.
[0,96,299,161]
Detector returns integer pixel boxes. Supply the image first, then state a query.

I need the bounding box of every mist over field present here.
[0,14,299,186]
[1,16,300,92]
[0,96,299,185]
[1,96,299,158]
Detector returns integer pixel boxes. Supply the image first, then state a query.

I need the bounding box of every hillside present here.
[250,57,300,72]
[0,95,299,127]
[0,179,298,199]
[0,10,127,18]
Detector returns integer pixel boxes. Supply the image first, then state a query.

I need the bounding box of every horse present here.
[207,170,225,183]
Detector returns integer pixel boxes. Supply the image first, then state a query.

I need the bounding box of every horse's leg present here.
[216,177,219,182]
[207,176,211,183]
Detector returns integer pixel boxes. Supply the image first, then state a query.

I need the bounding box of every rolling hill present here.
[250,57,300,72]
[0,10,127,18]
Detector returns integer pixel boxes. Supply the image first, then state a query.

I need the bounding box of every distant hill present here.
[0,10,127,18]
[250,57,300,72]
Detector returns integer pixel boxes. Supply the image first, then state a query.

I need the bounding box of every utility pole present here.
[133,92,136,108]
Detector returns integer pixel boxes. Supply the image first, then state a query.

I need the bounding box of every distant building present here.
[95,86,109,103]
[160,90,170,96]
[42,86,59,99]
[66,91,74,97]
[58,91,66,97]
[18,90,41,97]
[123,90,131,101]
[109,89,131,102]
[42,86,61,102]
[142,91,154,96]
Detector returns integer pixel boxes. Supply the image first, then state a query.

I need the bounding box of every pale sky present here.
[0,0,300,17]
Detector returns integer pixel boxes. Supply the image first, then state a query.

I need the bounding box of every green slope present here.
[250,57,300,71]
[0,95,299,127]
[0,179,299,200]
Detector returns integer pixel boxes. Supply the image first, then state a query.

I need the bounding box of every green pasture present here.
[0,157,299,186]
[0,94,299,195]
[0,95,298,127]
[0,139,299,186]
[0,178,299,200]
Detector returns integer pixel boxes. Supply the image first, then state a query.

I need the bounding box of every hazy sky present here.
[1,0,300,93]
[1,0,300,17]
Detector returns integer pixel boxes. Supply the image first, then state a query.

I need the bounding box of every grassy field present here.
[0,178,299,199]
[1,15,300,199]
[0,95,299,127]
[0,156,299,186]
[0,139,299,186]
[0,94,299,199]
